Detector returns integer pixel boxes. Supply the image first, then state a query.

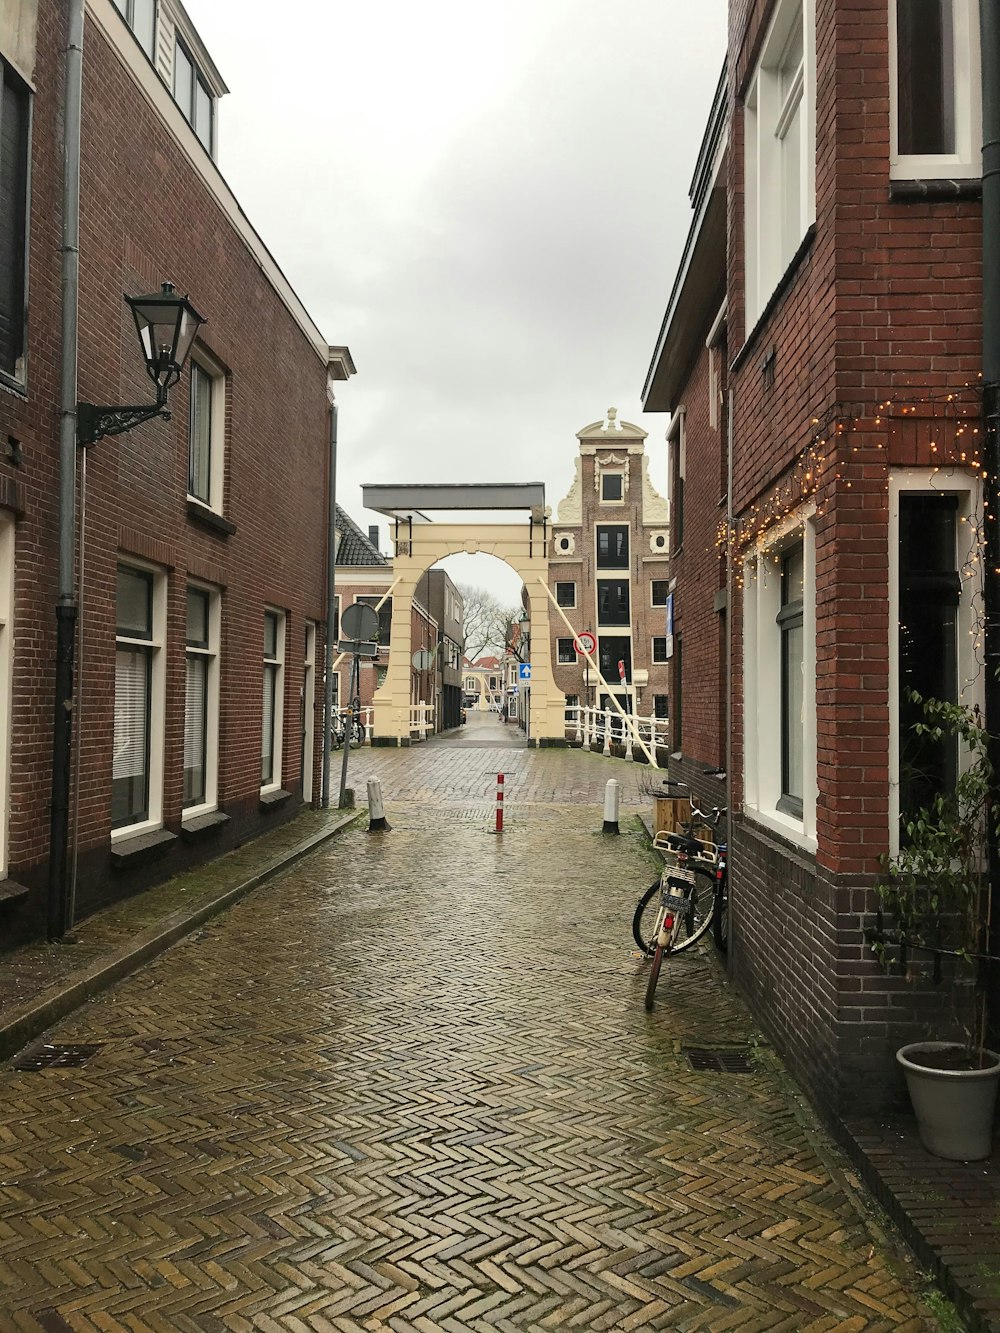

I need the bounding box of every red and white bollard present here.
[495,772,505,833]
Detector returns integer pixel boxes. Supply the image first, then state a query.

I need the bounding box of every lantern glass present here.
[127,282,205,388]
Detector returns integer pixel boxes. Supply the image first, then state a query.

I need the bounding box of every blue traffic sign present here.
[518,663,532,681]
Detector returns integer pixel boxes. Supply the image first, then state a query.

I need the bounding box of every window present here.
[889,472,982,848]
[597,580,629,626]
[744,0,816,323]
[651,581,669,607]
[564,693,579,721]
[778,544,804,816]
[0,61,29,384]
[0,515,14,874]
[674,637,683,750]
[261,610,285,790]
[653,694,669,720]
[555,582,576,608]
[707,300,727,434]
[652,637,669,663]
[891,0,980,177]
[743,511,817,848]
[597,526,629,569]
[113,564,165,832]
[184,585,220,814]
[598,635,631,682]
[187,355,225,511]
[668,410,685,550]
[557,638,576,664]
[356,595,392,645]
[173,38,214,153]
[112,0,156,57]
[601,472,624,502]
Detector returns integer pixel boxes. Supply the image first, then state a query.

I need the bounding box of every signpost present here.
[337,602,379,807]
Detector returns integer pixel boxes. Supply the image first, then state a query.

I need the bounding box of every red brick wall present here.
[0,6,335,933]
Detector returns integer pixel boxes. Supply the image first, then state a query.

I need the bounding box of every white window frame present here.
[0,515,14,875]
[173,34,215,153]
[182,581,221,821]
[706,300,727,432]
[186,347,226,516]
[888,468,983,853]
[667,408,686,548]
[888,0,981,179]
[261,608,286,795]
[112,560,167,842]
[302,620,317,805]
[651,581,670,608]
[112,0,156,59]
[743,506,817,851]
[744,0,816,325]
[652,636,669,664]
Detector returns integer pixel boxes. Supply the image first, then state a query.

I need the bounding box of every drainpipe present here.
[979,0,1000,1005]
[48,0,85,939]
[321,401,338,808]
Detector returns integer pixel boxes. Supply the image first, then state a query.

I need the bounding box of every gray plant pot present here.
[896,1042,1000,1161]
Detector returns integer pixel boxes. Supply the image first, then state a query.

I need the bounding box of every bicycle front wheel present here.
[349,720,366,748]
[644,943,664,1011]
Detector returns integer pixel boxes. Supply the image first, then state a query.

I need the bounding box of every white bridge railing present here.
[564,706,668,761]
[409,703,435,739]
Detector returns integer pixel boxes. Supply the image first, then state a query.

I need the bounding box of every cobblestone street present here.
[0,721,941,1330]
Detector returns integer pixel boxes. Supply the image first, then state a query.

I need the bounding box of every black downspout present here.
[980,0,1000,1036]
[48,607,76,938]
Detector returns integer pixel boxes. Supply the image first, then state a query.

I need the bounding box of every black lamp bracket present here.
[77,382,170,448]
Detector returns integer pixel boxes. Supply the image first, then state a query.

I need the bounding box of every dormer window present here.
[113,0,156,59]
[174,38,214,153]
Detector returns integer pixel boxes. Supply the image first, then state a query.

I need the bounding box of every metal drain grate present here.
[11,1042,103,1071]
[683,1046,755,1074]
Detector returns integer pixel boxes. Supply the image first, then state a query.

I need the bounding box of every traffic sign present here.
[338,639,378,658]
[518,663,532,681]
[341,602,379,641]
[574,632,596,656]
[618,658,627,684]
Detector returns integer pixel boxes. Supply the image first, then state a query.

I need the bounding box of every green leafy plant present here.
[874,690,998,1066]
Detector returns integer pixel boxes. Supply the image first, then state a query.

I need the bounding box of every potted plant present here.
[873,690,999,1161]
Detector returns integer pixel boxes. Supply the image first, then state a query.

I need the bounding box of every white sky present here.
[185,1,727,604]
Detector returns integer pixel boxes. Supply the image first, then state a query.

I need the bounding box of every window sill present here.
[110,826,178,869]
[0,371,27,399]
[181,809,231,841]
[186,499,236,537]
[743,805,816,856]
[889,177,982,202]
[0,878,29,906]
[259,787,292,811]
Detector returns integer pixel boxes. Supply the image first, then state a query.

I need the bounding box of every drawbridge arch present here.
[362,484,566,746]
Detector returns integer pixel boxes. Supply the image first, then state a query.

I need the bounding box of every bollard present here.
[367,777,391,831]
[495,773,504,833]
[602,778,620,835]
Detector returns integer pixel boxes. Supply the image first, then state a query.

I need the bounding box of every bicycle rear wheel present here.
[633,865,716,956]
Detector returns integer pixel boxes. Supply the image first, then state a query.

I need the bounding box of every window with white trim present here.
[601,471,624,503]
[173,37,215,154]
[744,0,816,324]
[743,511,817,848]
[113,563,166,833]
[0,59,29,385]
[889,470,982,850]
[557,637,576,664]
[668,410,686,550]
[187,352,226,513]
[261,609,285,791]
[890,0,981,178]
[597,525,629,569]
[555,582,576,608]
[112,0,156,59]
[184,584,220,815]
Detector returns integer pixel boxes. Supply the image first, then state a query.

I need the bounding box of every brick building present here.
[0,0,352,946]
[644,0,992,1115]
[547,412,671,727]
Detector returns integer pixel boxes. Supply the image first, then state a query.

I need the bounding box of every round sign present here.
[411,648,435,671]
[574,632,597,656]
[342,602,379,641]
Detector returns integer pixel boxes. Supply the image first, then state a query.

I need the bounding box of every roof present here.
[335,505,390,567]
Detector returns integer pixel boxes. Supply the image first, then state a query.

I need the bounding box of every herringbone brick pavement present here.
[0,784,942,1331]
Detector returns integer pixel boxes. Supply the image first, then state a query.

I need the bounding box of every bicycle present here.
[331,706,366,750]
[632,781,726,1009]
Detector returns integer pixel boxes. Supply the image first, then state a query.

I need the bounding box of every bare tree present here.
[457,585,519,661]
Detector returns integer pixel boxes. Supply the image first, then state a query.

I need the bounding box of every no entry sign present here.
[574,632,597,656]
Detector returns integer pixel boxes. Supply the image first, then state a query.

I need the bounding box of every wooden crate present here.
[653,796,689,837]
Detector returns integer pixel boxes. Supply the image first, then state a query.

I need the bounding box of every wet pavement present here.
[0,717,948,1330]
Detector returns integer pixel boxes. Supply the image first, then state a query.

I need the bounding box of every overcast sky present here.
[185,0,726,604]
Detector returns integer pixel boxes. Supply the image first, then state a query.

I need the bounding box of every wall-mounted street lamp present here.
[49,282,204,940]
[76,283,204,445]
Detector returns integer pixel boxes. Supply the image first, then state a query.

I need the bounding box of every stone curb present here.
[0,807,366,1063]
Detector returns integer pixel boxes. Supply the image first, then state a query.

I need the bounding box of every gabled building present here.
[0,0,352,945]
[643,0,994,1116]
[547,412,671,730]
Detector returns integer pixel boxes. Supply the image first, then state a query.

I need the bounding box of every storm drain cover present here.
[11,1042,103,1071]
[683,1046,755,1074]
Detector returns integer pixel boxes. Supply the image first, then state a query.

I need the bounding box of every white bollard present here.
[367,777,390,831]
[602,778,620,835]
